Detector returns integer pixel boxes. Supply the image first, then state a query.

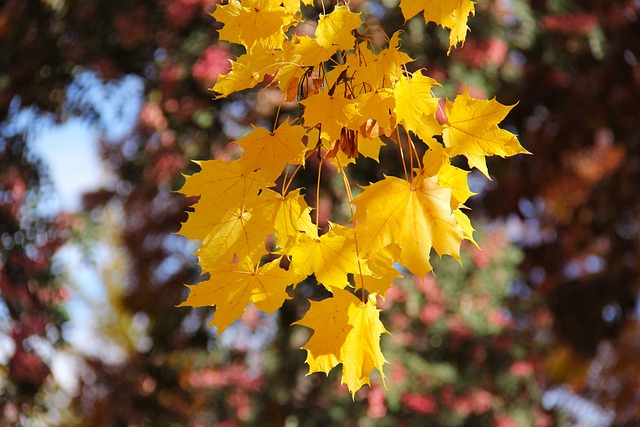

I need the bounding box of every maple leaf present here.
[180,256,300,333]
[295,288,388,397]
[442,88,530,179]
[356,89,396,138]
[281,0,313,15]
[399,0,475,52]
[357,134,386,162]
[393,72,442,143]
[356,248,402,296]
[178,160,269,242]
[236,120,308,182]
[423,143,476,207]
[288,223,360,290]
[292,35,335,66]
[212,0,295,51]
[315,5,362,51]
[352,174,463,277]
[300,90,360,145]
[179,0,525,396]
[212,49,286,98]
[196,204,275,270]
[348,32,413,90]
[249,188,316,251]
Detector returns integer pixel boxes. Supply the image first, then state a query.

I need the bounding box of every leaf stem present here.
[334,156,366,303]
[395,126,409,182]
[315,152,323,228]
[282,151,315,195]
[405,128,421,178]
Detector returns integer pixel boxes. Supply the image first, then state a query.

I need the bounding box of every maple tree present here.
[177,0,529,396]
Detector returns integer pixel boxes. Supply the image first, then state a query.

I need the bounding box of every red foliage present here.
[542,13,598,36]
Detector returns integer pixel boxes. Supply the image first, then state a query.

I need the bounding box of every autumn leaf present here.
[300,90,360,144]
[315,5,362,51]
[442,88,530,179]
[287,223,360,290]
[399,0,475,52]
[356,89,396,138]
[393,72,442,143]
[352,174,463,277]
[295,288,388,397]
[196,204,275,270]
[212,49,286,98]
[347,31,413,90]
[249,188,316,251]
[212,0,295,51]
[178,160,269,242]
[236,120,308,182]
[180,256,299,333]
[357,134,386,162]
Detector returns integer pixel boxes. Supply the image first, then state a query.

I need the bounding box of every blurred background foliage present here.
[1,0,640,425]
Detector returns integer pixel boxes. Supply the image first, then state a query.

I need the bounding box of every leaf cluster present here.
[177,0,529,396]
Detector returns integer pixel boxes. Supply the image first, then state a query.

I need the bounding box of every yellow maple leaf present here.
[180,256,300,333]
[454,208,476,244]
[287,223,359,290]
[212,0,295,52]
[236,121,308,182]
[352,174,463,277]
[295,288,388,397]
[315,5,362,51]
[292,35,335,66]
[355,247,402,296]
[357,134,386,162]
[300,90,360,144]
[399,0,475,53]
[281,0,313,15]
[249,188,316,252]
[348,32,413,90]
[442,88,530,179]
[422,143,476,207]
[196,204,275,270]
[393,72,442,143]
[212,49,286,98]
[341,293,388,396]
[178,160,269,242]
[356,89,396,138]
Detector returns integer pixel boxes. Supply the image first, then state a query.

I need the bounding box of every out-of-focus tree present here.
[0,107,69,424]
[451,1,640,423]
